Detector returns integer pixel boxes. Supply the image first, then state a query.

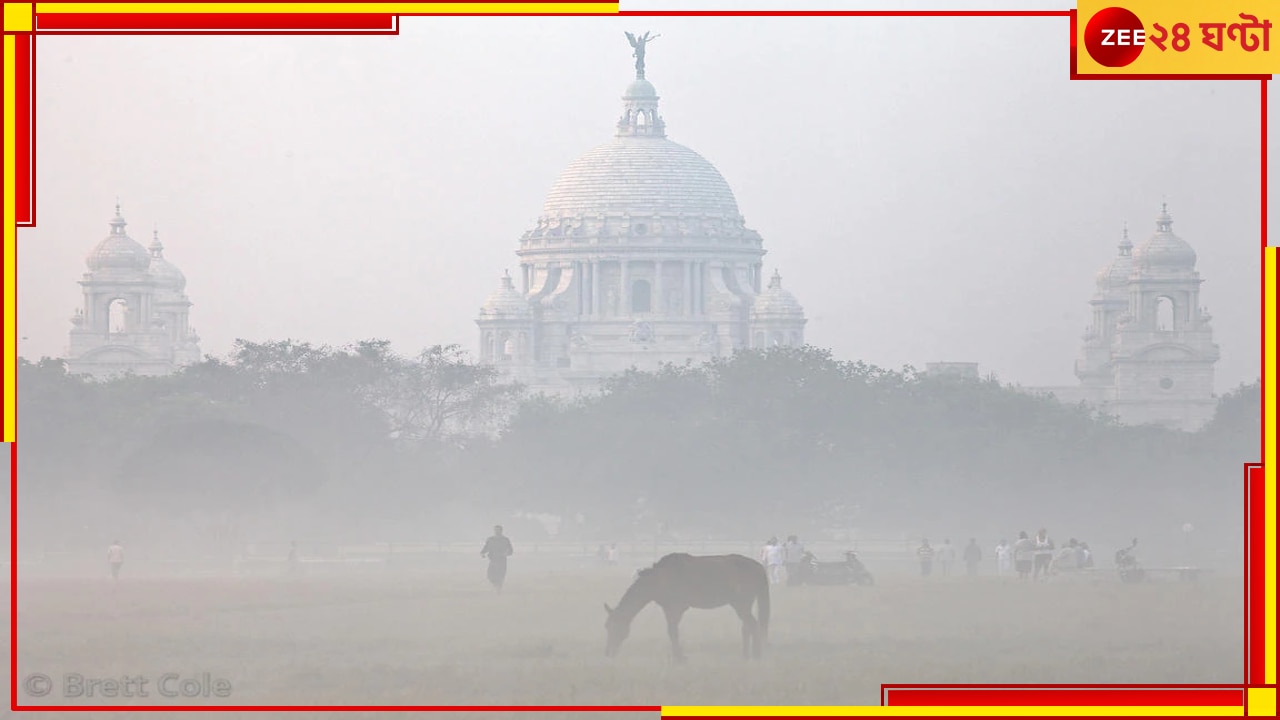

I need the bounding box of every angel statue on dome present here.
[625,31,660,79]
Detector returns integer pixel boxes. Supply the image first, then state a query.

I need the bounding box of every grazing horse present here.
[603,553,770,661]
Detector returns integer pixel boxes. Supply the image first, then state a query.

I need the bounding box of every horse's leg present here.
[732,602,760,659]
[663,605,688,663]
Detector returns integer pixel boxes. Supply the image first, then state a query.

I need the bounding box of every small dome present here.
[148,232,187,291]
[624,79,658,99]
[1095,225,1134,294]
[1134,205,1196,270]
[87,208,150,272]
[752,270,805,317]
[479,271,532,318]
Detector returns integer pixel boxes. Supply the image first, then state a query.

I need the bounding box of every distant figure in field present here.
[1079,542,1094,569]
[761,537,784,585]
[286,541,300,576]
[963,538,982,576]
[1050,538,1081,574]
[1013,531,1035,580]
[603,553,769,662]
[606,543,620,565]
[937,539,956,576]
[107,540,124,582]
[783,535,806,586]
[995,539,1012,576]
[481,525,514,592]
[1115,537,1142,582]
[597,544,609,565]
[917,539,934,577]
[1033,528,1054,581]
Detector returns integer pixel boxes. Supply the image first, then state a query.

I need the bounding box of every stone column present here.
[691,258,701,312]
[654,260,664,315]
[694,262,703,316]
[620,260,630,316]
[591,261,600,318]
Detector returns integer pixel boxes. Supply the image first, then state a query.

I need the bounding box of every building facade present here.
[1030,204,1220,431]
[476,52,806,395]
[65,205,202,379]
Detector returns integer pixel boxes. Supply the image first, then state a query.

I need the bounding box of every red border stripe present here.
[1248,465,1265,685]
[884,688,1245,706]
[35,13,397,32]
[14,32,32,226]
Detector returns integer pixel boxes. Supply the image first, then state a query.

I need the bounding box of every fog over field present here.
[10,7,1263,714]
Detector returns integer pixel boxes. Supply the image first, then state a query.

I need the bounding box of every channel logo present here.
[1083,6,1146,68]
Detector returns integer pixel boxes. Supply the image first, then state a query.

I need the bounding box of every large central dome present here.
[536,70,743,222]
[540,137,743,219]
[477,34,808,395]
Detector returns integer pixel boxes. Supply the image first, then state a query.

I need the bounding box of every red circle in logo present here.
[1084,7,1145,67]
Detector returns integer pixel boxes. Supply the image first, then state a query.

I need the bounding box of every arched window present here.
[108,298,128,336]
[770,331,783,347]
[1155,296,1175,331]
[502,336,515,358]
[636,111,648,127]
[631,279,652,313]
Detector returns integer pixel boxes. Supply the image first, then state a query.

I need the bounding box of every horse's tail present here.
[756,569,771,643]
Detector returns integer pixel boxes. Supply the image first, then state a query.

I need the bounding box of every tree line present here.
[16,341,1258,552]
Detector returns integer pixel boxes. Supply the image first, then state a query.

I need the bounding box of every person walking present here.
[1033,528,1054,581]
[762,537,785,585]
[995,539,1012,576]
[107,539,124,582]
[917,538,935,577]
[937,539,956,576]
[481,525,515,592]
[963,538,982,576]
[1013,531,1035,580]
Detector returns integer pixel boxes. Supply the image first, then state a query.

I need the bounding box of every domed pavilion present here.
[66,204,202,379]
[476,35,806,394]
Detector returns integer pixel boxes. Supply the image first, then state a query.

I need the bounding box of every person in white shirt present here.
[1013,531,1035,580]
[761,537,785,584]
[1033,528,1055,581]
[995,539,1012,576]
[937,539,956,576]
[107,540,124,582]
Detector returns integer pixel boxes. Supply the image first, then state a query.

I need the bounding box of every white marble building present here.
[476,58,806,395]
[1019,204,1220,432]
[65,205,202,379]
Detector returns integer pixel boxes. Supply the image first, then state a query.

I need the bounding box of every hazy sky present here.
[18,13,1273,392]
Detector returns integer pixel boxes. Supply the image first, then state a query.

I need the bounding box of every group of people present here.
[759,535,808,585]
[996,529,1095,580]
[915,538,984,577]
[916,531,1096,580]
[104,524,1116,591]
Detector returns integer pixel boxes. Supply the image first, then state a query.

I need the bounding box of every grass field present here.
[7,564,1243,715]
